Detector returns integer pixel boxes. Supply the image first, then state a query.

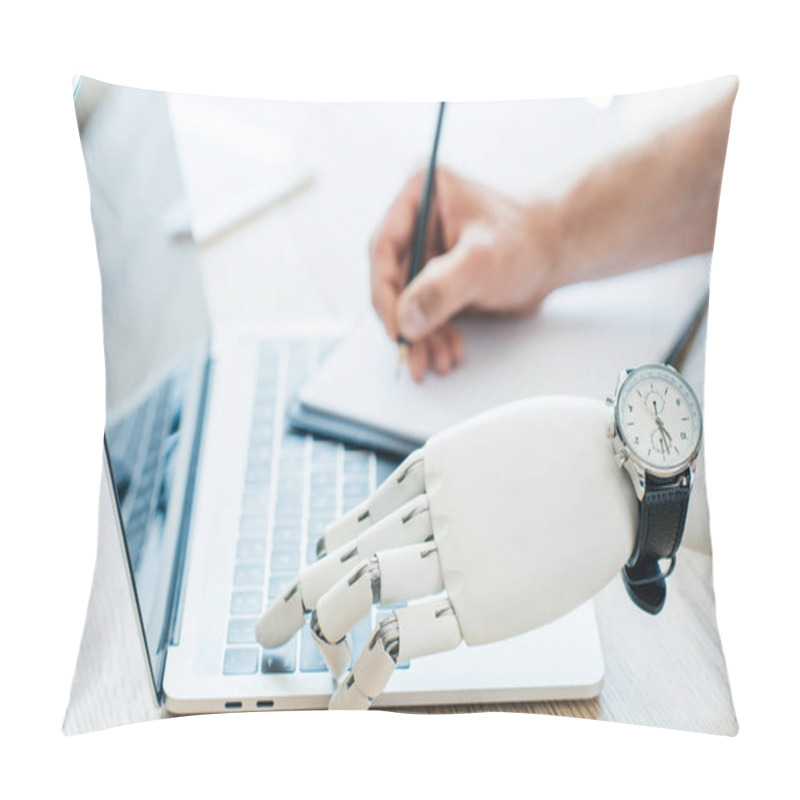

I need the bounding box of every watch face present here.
[616,365,702,473]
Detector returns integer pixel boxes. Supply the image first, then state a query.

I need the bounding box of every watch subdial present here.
[644,391,665,418]
[650,426,672,456]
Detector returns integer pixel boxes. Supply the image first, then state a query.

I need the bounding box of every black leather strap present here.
[623,473,690,615]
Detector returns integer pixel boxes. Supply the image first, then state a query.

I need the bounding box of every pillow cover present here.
[65,75,738,734]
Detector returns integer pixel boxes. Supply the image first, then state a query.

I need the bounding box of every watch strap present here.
[623,474,690,614]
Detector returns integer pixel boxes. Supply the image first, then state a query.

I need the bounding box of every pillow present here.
[65,75,738,734]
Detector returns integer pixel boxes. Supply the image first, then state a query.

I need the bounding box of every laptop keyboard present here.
[223,338,404,677]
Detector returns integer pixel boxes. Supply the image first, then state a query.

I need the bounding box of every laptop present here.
[76,77,606,715]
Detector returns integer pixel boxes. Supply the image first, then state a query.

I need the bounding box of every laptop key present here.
[307,516,329,540]
[310,471,336,489]
[277,476,302,495]
[227,618,259,645]
[273,509,303,528]
[272,524,301,544]
[271,548,300,573]
[223,647,259,675]
[308,494,336,515]
[249,432,274,449]
[249,443,273,461]
[311,442,338,463]
[275,491,304,512]
[242,484,270,503]
[249,422,274,440]
[268,573,296,600]
[376,457,398,486]
[240,514,269,534]
[256,371,278,391]
[246,465,272,485]
[350,616,372,667]
[343,458,370,476]
[277,465,304,483]
[236,538,267,560]
[230,591,263,616]
[247,451,272,468]
[305,540,319,564]
[234,563,265,587]
[344,448,370,468]
[281,433,306,450]
[252,407,274,426]
[253,387,277,406]
[261,636,298,673]
[343,481,370,504]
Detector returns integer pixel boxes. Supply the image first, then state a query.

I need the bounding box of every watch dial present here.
[617,366,702,471]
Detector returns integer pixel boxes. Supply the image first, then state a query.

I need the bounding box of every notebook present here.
[292,255,712,456]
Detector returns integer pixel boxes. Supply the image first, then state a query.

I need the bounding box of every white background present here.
[1,1,796,796]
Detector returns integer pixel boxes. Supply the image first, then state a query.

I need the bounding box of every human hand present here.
[255,396,636,708]
[369,167,563,381]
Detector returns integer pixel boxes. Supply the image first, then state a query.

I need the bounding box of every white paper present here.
[166,94,314,243]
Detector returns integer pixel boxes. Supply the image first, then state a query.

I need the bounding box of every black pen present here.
[398,101,446,366]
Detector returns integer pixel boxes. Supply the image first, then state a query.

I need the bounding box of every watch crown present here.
[615,450,629,468]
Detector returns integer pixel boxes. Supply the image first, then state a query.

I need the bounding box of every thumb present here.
[396,237,484,341]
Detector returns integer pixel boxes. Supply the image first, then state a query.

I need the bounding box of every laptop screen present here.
[75,78,211,696]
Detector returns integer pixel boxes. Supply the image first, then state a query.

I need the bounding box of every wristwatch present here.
[606,364,703,614]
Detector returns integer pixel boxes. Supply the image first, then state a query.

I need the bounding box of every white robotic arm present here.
[256,396,638,709]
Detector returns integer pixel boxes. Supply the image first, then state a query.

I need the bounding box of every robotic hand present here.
[256,396,638,709]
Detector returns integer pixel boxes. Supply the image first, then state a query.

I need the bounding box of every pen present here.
[663,287,710,369]
[398,101,446,367]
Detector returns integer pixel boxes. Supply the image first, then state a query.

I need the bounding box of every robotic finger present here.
[255,494,434,649]
[317,451,425,556]
[329,597,463,710]
[311,541,445,677]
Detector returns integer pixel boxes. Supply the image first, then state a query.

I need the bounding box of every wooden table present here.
[63,87,737,736]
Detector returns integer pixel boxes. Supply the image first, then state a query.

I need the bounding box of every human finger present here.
[406,339,430,383]
[396,234,487,341]
[442,324,465,365]
[427,328,455,375]
[369,173,426,339]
